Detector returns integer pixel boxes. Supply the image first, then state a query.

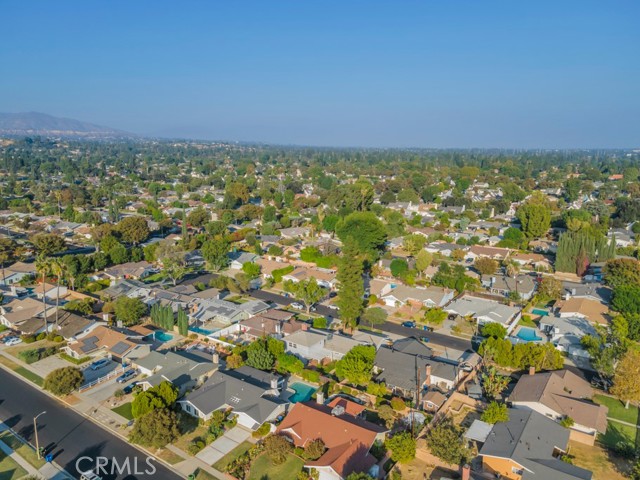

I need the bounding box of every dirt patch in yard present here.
[569,441,630,480]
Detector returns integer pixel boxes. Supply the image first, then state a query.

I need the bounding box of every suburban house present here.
[55,311,99,341]
[466,245,511,261]
[539,315,596,358]
[132,350,218,395]
[190,298,270,328]
[381,285,454,308]
[373,337,462,403]
[279,226,310,239]
[228,251,259,270]
[178,366,288,430]
[282,267,338,290]
[479,409,593,480]
[104,261,156,280]
[62,325,151,363]
[445,294,521,333]
[562,282,611,304]
[237,311,305,341]
[555,297,610,325]
[508,368,607,445]
[276,401,387,480]
[284,329,376,362]
[0,296,48,330]
[33,282,68,301]
[100,278,149,300]
[0,261,36,285]
[481,274,536,300]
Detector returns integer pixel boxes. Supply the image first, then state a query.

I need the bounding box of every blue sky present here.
[1,1,639,147]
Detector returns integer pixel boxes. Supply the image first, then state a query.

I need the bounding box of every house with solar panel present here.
[62,325,152,363]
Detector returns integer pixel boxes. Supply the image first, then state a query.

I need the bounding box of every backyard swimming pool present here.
[189,326,215,335]
[516,327,543,342]
[150,331,174,343]
[531,308,549,316]
[288,382,317,403]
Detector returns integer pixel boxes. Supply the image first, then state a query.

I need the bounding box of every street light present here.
[33,411,46,459]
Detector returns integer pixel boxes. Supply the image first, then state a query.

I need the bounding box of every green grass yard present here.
[0,356,43,387]
[595,395,639,425]
[212,440,252,471]
[0,431,46,469]
[598,420,638,450]
[111,402,134,420]
[0,450,27,480]
[248,453,304,480]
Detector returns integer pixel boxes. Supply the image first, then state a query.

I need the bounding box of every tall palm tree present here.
[50,259,66,329]
[35,256,51,333]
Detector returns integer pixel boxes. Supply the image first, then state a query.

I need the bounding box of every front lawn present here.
[598,421,638,449]
[111,402,134,420]
[595,395,639,425]
[212,440,253,471]
[156,448,184,465]
[0,356,43,386]
[248,453,304,480]
[0,450,27,480]
[0,431,46,469]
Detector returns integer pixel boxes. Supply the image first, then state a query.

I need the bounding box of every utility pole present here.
[34,411,46,459]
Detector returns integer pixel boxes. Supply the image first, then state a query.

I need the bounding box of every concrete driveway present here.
[196,426,252,465]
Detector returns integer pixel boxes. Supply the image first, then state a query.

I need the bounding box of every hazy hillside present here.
[0,112,134,139]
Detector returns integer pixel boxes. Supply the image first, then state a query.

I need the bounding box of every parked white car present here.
[290,302,304,310]
[4,337,22,346]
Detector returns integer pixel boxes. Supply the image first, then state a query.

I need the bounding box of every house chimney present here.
[461,464,471,480]
[425,364,432,386]
[270,378,279,390]
[316,391,324,405]
[529,366,535,376]
[212,352,219,364]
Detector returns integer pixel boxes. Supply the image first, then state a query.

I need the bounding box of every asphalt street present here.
[0,369,180,480]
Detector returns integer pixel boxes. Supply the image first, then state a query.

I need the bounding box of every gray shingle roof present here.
[480,409,592,480]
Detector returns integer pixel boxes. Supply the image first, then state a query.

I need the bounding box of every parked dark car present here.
[116,370,137,384]
[401,321,416,328]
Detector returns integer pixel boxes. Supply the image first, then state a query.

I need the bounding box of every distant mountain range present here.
[0,112,134,139]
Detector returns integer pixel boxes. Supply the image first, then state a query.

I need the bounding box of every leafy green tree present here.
[337,241,364,329]
[481,366,510,400]
[481,401,509,424]
[481,323,507,339]
[131,380,178,417]
[32,233,66,256]
[264,434,292,465]
[242,261,261,280]
[114,296,147,326]
[276,353,304,375]
[611,350,640,409]
[336,212,387,258]
[129,408,180,448]
[335,345,375,386]
[44,366,83,396]
[201,237,229,271]
[116,216,150,245]
[612,285,640,316]
[415,249,433,277]
[604,258,640,289]
[246,341,275,371]
[423,308,446,325]
[361,307,387,329]
[474,257,498,276]
[304,438,326,460]
[538,277,563,300]
[516,193,551,238]
[187,207,209,228]
[386,432,416,464]
[156,241,188,286]
[425,418,470,465]
[403,234,426,255]
[292,278,326,314]
[177,308,189,336]
[390,258,409,278]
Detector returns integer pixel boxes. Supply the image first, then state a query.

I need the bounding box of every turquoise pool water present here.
[516,327,542,342]
[189,326,215,335]
[289,382,316,403]
[152,331,174,343]
[532,308,549,316]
